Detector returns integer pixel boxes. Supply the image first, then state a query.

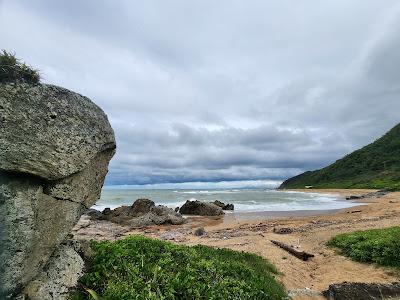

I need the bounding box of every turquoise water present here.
[94,188,360,212]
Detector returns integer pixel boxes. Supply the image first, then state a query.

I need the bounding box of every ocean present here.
[93,188,361,212]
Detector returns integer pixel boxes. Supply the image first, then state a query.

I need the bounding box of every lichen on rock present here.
[0,82,115,299]
[0,83,115,180]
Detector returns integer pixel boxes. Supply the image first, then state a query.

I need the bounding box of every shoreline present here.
[94,188,365,223]
[73,188,400,299]
[182,188,373,227]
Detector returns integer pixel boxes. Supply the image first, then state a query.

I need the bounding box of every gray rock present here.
[86,208,106,220]
[0,83,115,298]
[0,83,115,180]
[179,200,224,216]
[150,205,186,225]
[44,149,114,208]
[103,207,112,215]
[273,227,293,234]
[213,200,234,210]
[324,282,400,300]
[346,190,391,201]
[130,198,155,216]
[194,227,206,236]
[23,244,84,300]
[0,173,82,297]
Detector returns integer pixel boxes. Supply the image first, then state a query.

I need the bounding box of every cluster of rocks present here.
[346,189,391,200]
[0,83,115,299]
[87,198,235,226]
[87,198,185,227]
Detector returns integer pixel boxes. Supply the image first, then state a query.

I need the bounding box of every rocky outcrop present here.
[0,83,115,299]
[213,200,234,210]
[179,200,224,216]
[130,198,157,216]
[345,189,390,200]
[323,282,400,300]
[87,199,186,227]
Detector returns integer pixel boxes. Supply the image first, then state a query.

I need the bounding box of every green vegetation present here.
[0,50,40,84]
[327,227,400,268]
[279,123,400,190]
[71,235,286,300]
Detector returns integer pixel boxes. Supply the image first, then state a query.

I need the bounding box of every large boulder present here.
[131,198,156,216]
[0,83,115,180]
[88,199,186,227]
[179,200,224,216]
[0,83,115,299]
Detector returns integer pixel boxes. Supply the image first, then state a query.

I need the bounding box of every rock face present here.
[324,282,400,300]
[179,200,224,216]
[0,83,115,299]
[88,199,186,227]
[0,83,115,180]
[213,200,234,210]
[23,243,85,300]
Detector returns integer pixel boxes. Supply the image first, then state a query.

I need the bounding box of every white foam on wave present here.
[232,199,359,212]
[174,189,240,195]
[94,189,360,213]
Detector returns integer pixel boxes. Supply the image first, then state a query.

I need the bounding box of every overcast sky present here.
[1,1,400,188]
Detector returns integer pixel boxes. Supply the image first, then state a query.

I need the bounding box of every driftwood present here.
[347,210,362,214]
[271,240,314,261]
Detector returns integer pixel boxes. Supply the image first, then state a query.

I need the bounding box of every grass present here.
[0,50,40,84]
[327,227,400,268]
[70,235,286,300]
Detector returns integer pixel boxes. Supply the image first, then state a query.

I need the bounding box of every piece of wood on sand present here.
[271,240,315,261]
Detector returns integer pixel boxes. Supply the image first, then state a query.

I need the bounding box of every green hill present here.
[279,123,400,190]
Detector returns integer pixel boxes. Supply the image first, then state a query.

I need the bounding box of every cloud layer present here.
[1,1,400,186]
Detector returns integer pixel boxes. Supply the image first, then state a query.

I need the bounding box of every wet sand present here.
[73,189,400,299]
[220,208,342,224]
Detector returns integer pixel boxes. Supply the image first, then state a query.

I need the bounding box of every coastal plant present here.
[70,235,286,300]
[0,50,40,84]
[327,226,400,268]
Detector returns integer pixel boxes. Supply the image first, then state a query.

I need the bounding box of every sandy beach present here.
[73,189,400,299]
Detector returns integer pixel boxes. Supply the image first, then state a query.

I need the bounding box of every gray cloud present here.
[1,0,400,186]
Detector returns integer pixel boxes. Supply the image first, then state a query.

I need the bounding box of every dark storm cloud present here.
[1,0,400,186]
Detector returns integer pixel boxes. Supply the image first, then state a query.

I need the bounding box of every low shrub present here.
[327,226,400,268]
[71,235,286,300]
[0,50,40,84]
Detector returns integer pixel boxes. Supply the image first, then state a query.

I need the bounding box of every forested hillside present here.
[280,123,400,189]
